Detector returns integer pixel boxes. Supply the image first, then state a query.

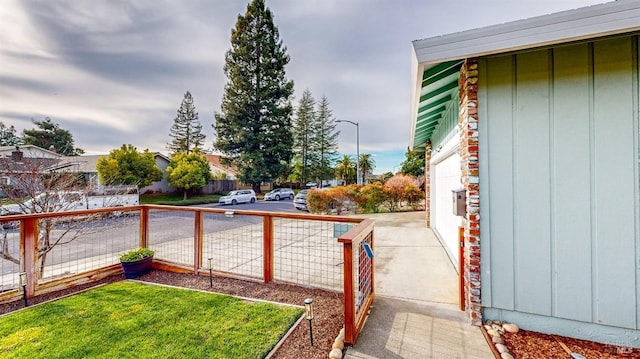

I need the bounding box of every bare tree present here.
[0,148,118,278]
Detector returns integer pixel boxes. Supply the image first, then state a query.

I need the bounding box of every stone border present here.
[481,320,520,359]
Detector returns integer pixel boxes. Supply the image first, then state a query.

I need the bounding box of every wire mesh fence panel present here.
[202,213,263,279]
[147,209,196,267]
[354,232,374,319]
[0,220,20,291]
[273,219,348,291]
[38,211,140,284]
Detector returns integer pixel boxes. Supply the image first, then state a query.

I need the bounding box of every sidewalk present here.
[344,211,492,359]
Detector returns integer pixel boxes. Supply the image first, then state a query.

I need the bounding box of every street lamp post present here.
[336,120,360,185]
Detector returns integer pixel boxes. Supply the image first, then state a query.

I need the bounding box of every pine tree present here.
[168,91,205,156]
[213,0,294,193]
[292,89,315,185]
[0,122,22,146]
[312,95,339,186]
[22,117,84,155]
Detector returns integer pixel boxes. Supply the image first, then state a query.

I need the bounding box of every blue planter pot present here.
[121,256,153,279]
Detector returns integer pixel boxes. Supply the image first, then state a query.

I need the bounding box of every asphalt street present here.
[194,197,301,213]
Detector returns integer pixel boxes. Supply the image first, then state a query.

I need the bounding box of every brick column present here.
[458,58,481,325]
[424,141,432,227]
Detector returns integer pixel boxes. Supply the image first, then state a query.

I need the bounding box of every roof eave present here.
[410,0,640,152]
[413,0,640,66]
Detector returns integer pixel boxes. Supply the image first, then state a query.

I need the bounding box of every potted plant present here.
[120,247,155,279]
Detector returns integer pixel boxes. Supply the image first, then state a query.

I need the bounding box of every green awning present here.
[411,60,462,150]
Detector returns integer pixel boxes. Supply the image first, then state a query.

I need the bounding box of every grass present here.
[0,282,303,358]
[140,193,221,205]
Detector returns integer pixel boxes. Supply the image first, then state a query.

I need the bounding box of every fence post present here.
[263,215,273,283]
[342,240,355,344]
[194,210,203,274]
[21,218,38,297]
[140,207,149,248]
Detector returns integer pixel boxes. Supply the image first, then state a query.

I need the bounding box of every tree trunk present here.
[183,189,188,200]
[252,182,261,194]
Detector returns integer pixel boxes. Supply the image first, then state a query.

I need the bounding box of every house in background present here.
[411,0,639,347]
[0,145,61,192]
[139,153,174,194]
[0,146,176,194]
[203,154,238,180]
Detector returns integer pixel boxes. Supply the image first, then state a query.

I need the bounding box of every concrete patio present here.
[344,211,492,359]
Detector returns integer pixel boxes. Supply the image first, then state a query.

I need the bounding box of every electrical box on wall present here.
[452,188,466,216]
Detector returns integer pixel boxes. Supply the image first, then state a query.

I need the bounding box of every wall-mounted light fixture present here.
[208,258,213,288]
[304,297,314,347]
[19,272,27,307]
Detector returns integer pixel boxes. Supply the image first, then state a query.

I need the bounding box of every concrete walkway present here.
[344,211,492,359]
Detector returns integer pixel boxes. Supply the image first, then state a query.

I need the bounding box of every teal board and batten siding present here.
[478,35,640,344]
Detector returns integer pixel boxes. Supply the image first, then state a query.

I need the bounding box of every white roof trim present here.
[413,0,640,67]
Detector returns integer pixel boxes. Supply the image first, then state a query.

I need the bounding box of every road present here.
[194,197,301,213]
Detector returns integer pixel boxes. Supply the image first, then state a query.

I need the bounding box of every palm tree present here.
[358,153,376,184]
[335,154,355,184]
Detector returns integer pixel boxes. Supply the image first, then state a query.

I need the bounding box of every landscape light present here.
[304,297,314,346]
[19,272,27,307]
[208,258,213,288]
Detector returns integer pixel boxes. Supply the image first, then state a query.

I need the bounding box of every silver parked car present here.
[218,189,257,205]
[264,188,294,201]
[293,189,309,211]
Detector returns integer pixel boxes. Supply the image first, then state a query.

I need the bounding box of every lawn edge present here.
[0,282,110,319]
[266,312,307,359]
[127,279,305,309]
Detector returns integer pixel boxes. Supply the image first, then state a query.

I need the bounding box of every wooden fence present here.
[0,205,375,345]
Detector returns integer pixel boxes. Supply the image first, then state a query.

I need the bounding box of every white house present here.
[411,0,640,347]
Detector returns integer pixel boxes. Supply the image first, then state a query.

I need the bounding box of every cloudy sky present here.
[0,0,605,173]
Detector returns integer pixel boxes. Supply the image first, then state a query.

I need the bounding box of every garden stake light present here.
[19,272,27,307]
[304,297,314,347]
[208,258,213,288]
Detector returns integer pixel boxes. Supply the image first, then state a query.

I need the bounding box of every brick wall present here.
[458,58,481,325]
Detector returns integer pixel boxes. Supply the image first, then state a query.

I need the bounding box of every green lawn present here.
[0,282,302,358]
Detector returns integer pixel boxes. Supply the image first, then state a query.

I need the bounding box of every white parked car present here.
[293,190,309,211]
[218,190,257,205]
[264,188,294,201]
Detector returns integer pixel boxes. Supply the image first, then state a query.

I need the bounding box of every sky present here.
[0,0,606,174]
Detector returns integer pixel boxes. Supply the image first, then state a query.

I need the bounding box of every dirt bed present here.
[0,271,344,359]
[502,329,640,358]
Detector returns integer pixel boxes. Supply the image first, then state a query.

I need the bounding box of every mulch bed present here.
[497,326,640,358]
[0,270,344,359]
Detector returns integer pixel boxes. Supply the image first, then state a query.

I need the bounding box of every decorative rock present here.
[495,343,508,353]
[487,329,499,337]
[503,323,519,333]
[492,336,504,344]
[500,353,514,359]
[491,324,502,331]
[329,348,343,359]
[337,328,345,341]
[332,338,344,350]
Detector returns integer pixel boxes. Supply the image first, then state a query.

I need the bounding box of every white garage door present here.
[432,149,461,266]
